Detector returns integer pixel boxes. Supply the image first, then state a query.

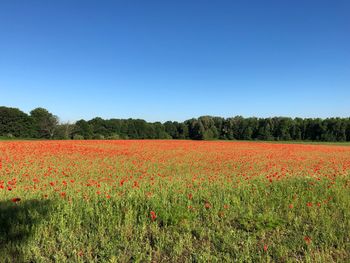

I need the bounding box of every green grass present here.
[1,177,349,262]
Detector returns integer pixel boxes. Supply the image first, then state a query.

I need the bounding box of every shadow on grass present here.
[0,199,52,263]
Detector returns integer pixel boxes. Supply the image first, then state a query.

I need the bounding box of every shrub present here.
[93,134,105,140]
[107,133,120,140]
[73,134,84,140]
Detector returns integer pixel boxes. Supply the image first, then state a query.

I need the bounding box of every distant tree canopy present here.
[0,106,34,138]
[30,107,59,139]
[0,106,350,142]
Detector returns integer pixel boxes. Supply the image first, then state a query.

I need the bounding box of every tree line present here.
[1,106,350,142]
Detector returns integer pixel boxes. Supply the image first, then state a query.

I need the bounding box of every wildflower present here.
[263,244,268,251]
[150,211,157,221]
[11,197,21,203]
[204,202,211,209]
[304,236,312,245]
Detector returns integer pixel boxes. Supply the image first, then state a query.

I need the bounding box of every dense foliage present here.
[1,106,350,141]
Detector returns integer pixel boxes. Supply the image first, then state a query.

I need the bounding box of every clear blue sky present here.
[0,0,349,122]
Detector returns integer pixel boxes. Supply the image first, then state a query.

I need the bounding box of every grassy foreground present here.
[0,140,349,262]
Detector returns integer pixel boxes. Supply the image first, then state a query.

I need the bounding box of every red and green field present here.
[1,140,350,262]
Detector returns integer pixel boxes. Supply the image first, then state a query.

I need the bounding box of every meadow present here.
[0,140,349,262]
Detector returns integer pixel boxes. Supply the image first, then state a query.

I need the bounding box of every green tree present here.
[198,116,219,140]
[0,106,34,137]
[73,120,93,139]
[186,119,205,140]
[88,117,109,137]
[176,123,189,139]
[54,122,75,139]
[30,108,58,139]
[164,121,179,139]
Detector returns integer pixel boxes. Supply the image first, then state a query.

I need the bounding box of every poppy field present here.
[1,140,350,262]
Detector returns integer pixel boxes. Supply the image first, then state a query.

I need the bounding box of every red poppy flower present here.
[204,202,211,209]
[150,211,157,221]
[304,236,311,245]
[11,197,21,203]
[263,244,268,251]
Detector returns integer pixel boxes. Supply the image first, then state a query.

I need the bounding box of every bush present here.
[93,134,105,140]
[107,133,120,140]
[6,133,14,138]
[73,134,84,140]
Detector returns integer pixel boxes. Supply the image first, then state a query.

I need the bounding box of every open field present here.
[1,140,350,262]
